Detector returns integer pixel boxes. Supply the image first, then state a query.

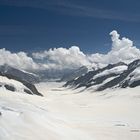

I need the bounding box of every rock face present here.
[65,59,140,91]
[0,72,43,96]
[0,65,40,84]
[60,66,89,81]
[37,67,89,82]
[4,84,15,92]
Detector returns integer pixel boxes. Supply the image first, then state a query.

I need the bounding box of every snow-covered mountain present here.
[0,66,42,96]
[37,66,90,82]
[0,64,40,83]
[1,59,140,95]
[0,60,140,140]
[65,59,140,91]
[60,66,89,81]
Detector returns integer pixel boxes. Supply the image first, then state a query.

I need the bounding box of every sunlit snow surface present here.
[0,82,140,140]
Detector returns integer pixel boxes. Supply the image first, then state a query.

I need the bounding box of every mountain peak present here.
[65,59,140,91]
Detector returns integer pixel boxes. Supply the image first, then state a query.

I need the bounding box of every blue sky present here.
[0,0,140,53]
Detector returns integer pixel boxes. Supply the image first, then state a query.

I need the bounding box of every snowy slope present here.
[0,65,39,83]
[126,67,140,85]
[0,74,42,96]
[65,59,140,91]
[0,82,140,140]
[93,65,127,80]
[0,75,30,93]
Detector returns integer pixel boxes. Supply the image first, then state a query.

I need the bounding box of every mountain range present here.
[0,65,42,96]
[0,59,140,96]
[64,59,140,91]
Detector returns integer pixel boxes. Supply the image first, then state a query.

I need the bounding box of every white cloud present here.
[0,48,40,71]
[32,46,91,70]
[1,30,140,72]
[110,30,140,61]
[106,30,140,63]
[32,30,140,70]
[89,30,140,66]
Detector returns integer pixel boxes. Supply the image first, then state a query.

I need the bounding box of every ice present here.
[0,82,140,140]
[93,65,128,80]
[129,67,140,84]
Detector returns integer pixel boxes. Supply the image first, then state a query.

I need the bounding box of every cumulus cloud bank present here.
[108,30,140,63]
[89,30,140,67]
[32,46,91,69]
[33,30,140,69]
[0,48,40,71]
[0,30,140,71]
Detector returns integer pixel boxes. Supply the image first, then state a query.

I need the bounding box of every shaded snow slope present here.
[0,82,140,140]
[0,75,42,96]
[65,59,140,91]
[0,75,33,94]
[0,65,39,83]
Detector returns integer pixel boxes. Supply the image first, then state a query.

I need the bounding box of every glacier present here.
[0,82,140,140]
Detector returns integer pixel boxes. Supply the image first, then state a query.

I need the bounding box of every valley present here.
[0,82,140,140]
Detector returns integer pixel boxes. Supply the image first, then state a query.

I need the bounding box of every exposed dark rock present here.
[4,85,15,92]
[65,62,127,88]
[65,59,140,91]
[0,72,43,96]
[129,80,140,88]
[0,64,40,84]
[60,66,89,82]
[24,89,33,95]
